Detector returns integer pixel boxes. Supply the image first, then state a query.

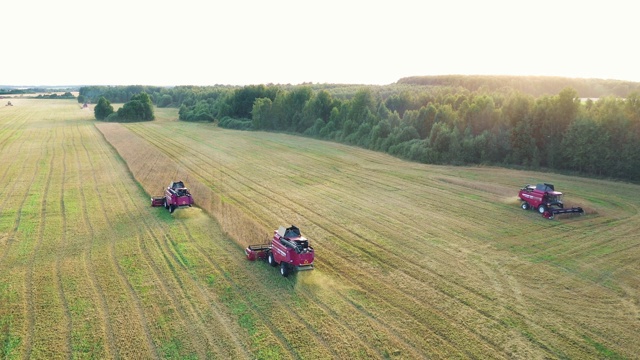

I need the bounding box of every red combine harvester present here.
[245,225,314,277]
[518,183,583,219]
[151,180,194,213]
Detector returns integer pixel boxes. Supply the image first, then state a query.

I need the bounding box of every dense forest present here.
[79,76,640,182]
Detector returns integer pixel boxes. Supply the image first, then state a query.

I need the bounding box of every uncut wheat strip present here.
[97,124,302,359]
[125,124,498,358]
[102,123,269,249]
[103,123,358,358]
[91,131,237,359]
[109,125,340,353]
[75,122,158,360]
[126,124,424,354]
[96,123,248,359]
[123,124,271,244]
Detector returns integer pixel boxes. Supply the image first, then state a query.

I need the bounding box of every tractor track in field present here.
[71,124,117,359]
[55,125,73,358]
[96,123,251,358]
[0,136,32,266]
[78,123,158,359]
[130,126,506,357]
[25,129,61,358]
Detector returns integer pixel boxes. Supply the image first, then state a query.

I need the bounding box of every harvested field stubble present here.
[1,101,639,359]
[100,117,640,359]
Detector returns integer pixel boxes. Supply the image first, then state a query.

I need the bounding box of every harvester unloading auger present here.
[518,183,584,220]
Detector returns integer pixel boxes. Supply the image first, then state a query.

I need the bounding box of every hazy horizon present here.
[3,0,638,86]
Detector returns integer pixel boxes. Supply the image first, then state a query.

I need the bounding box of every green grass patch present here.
[583,335,624,359]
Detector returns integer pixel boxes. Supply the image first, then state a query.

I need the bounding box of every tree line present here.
[398,75,640,98]
[79,79,640,182]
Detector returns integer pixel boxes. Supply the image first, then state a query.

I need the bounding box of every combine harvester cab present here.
[245,225,314,277]
[518,183,583,220]
[150,180,194,213]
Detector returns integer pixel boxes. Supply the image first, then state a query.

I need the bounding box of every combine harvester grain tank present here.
[151,180,194,213]
[245,225,315,277]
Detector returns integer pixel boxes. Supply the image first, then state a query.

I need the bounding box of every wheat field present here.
[1,99,638,359]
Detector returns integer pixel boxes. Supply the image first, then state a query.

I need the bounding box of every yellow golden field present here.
[1,99,639,359]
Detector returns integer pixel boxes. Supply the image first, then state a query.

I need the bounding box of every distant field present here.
[1,100,639,359]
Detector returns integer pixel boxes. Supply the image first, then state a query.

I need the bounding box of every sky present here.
[2,0,638,86]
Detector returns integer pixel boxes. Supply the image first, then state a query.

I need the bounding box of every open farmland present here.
[1,100,639,359]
